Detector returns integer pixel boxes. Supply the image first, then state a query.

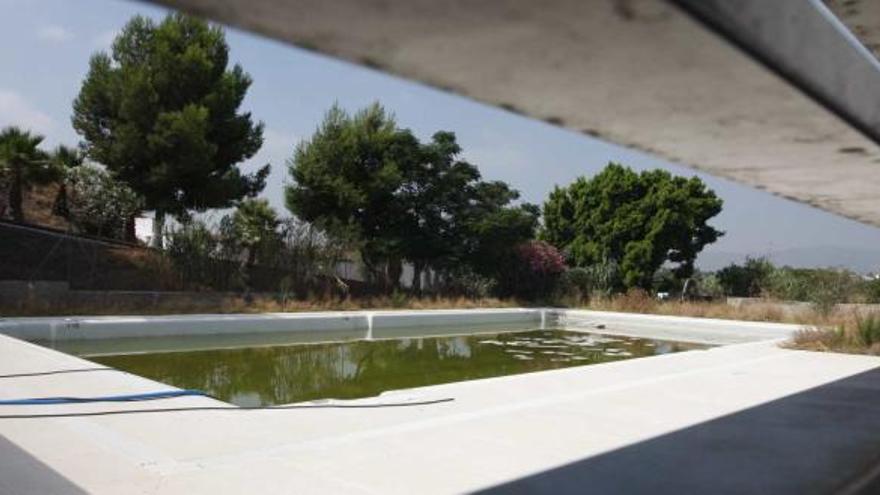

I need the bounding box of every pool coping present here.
[0,307,802,345]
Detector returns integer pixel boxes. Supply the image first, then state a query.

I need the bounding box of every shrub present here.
[652,268,683,295]
[865,278,880,304]
[557,267,592,303]
[556,260,624,303]
[435,268,496,299]
[273,219,351,296]
[787,312,880,355]
[766,267,861,313]
[504,240,566,299]
[390,290,408,308]
[717,257,774,297]
[64,165,143,239]
[165,219,238,290]
[856,314,880,347]
[225,199,281,267]
[694,272,724,300]
[790,328,843,351]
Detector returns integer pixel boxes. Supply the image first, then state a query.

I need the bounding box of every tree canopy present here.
[286,103,537,292]
[72,13,268,242]
[542,163,723,289]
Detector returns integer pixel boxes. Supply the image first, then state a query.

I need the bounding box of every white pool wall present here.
[0,308,547,342]
[0,308,803,346]
[560,309,802,345]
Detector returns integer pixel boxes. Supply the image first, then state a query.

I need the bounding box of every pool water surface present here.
[88,329,706,406]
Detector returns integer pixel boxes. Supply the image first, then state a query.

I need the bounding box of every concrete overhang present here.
[149,0,880,227]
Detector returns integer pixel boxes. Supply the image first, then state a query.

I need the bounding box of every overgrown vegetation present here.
[789,313,880,355]
[716,256,880,310]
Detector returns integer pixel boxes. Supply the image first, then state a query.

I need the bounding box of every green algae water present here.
[89,330,705,406]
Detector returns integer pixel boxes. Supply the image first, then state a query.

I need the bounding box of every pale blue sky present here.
[2,0,880,270]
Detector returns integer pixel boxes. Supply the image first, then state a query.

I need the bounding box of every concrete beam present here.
[675,0,880,149]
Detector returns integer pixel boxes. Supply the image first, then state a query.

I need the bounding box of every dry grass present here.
[1,294,519,317]
[583,289,798,324]
[22,184,68,230]
[784,313,880,356]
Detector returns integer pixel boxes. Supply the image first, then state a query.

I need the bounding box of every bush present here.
[435,268,496,299]
[164,220,239,290]
[502,240,566,299]
[221,199,281,268]
[273,219,351,296]
[557,260,624,303]
[766,267,861,313]
[865,278,880,304]
[64,165,143,239]
[693,272,724,300]
[856,314,880,347]
[583,259,623,298]
[717,257,774,297]
[652,268,683,295]
[557,267,592,303]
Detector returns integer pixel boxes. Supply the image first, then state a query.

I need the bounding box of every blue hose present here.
[0,389,208,405]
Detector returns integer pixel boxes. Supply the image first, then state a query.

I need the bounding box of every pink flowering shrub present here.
[515,240,567,276]
[504,240,567,299]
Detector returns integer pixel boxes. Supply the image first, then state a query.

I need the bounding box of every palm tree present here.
[50,144,84,219]
[0,126,55,222]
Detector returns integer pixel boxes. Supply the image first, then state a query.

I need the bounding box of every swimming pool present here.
[78,328,705,406]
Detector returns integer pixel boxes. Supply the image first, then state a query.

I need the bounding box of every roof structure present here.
[152,0,880,227]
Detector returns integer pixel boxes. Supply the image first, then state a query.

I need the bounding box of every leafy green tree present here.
[542,163,723,289]
[286,103,421,290]
[396,131,479,292]
[72,13,269,246]
[716,256,775,297]
[287,103,539,294]
[397,131,539,293]
[64,164,143,239]
[0,126,57,222]
[457,184,539,285]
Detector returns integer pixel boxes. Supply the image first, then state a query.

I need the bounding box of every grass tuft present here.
[784,312,880,355]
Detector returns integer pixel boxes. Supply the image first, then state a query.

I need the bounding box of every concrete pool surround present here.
[4,308,880,494]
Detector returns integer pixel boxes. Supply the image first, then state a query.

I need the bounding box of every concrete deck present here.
[2,312,880,493]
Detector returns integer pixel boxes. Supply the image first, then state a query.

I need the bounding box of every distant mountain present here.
[697,246,880,273]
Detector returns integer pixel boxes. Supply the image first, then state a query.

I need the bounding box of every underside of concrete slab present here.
[149,0,880,227]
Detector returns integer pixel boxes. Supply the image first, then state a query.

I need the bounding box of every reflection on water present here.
[91,330,706,406]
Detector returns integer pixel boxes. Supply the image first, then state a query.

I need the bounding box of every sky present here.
[2,0,880,271]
